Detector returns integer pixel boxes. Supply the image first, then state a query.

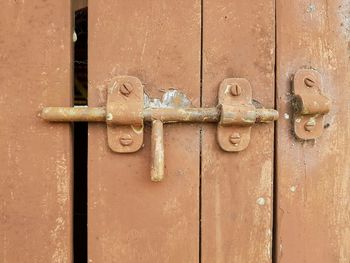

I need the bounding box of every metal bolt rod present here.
[41,106,278,124]
[41,107,106,122]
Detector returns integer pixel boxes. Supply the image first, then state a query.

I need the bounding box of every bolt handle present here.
[150,120,164,182]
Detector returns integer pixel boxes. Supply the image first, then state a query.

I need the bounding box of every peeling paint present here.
[290,185,297,192]
[144,89,192,109]
[306,3,316,13]
[256,197,266,206]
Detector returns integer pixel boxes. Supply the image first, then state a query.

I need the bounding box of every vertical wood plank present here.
[0,1,73,262]
[276,1,350,262]
[88,1,201,262]
[202,1,275,262]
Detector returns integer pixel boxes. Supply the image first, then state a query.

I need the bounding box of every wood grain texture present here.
[276,1,350,262]
[0,1,73,262]
[202,0,275,262]
[88,1,201,262]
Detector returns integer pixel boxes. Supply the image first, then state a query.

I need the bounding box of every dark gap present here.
[272,0,278,262]
[73,7,88,263]
[199,129,203,263]
[199,0,204,262]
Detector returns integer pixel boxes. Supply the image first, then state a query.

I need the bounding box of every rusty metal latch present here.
[292,69,331,140]
[40,76,278,182]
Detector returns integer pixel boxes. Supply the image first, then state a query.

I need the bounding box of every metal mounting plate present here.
[217,78,254,152]
[293,69,330,140]
[106,76,144,153]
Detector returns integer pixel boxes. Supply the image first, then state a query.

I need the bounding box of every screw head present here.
[230,84,242,96]
[119,134,133,146]
[304,118,316,131]
[229,132,241,146]
[120,82,133,96]
[304,77,315,88]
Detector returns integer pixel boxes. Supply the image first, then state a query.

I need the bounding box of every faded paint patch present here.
[306,4,316,13]
[144,89,192,109]
[290,185,297,192]
[246,159,273,261]
[55,153,69,205]
[50,217,68,263]
[256,197,266,206]
[260,160,272,189]
[214,175,223,263]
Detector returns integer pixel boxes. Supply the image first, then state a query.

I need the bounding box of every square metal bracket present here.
[106,76,144,153]
[292,69,331,140]
[217,78,255,152]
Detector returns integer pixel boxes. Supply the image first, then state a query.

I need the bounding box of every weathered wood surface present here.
[276,0,350,262]
[202,0,275,262]
[0,1,73,262]
[88,1,201,262]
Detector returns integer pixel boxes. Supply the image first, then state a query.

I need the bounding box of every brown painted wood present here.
[276,1,350,262]
[0,1,73,262]
[74,0,87,11]
[202,0,275,262]
[88,1,201,262]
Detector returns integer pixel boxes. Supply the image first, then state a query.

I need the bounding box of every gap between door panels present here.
[73,6,88,263]
[199,0,204,263]
[272,0,278,262]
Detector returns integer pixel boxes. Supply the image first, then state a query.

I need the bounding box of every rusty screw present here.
[229,132,241,146]
[119,134,133,146]
[230,84,242,96]
[304,118,316,132]
[120,82,133,96]
[304,77,315,88]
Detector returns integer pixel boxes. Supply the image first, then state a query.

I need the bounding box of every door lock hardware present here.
[40,76,278,182]
[292,69,331,140]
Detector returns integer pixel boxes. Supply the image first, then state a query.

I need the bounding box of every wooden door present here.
[275,0,350,262]
[1,1,350,262]
[0,1,73,262]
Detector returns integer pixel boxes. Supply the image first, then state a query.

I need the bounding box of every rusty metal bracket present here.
[40,76,278,182]
[217,78,255,152]
[106,76,144,153]
[292,69,331,140]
